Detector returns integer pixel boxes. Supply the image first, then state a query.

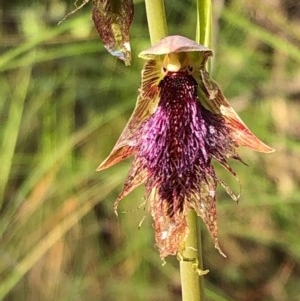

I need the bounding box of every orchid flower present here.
[97,35,274,259]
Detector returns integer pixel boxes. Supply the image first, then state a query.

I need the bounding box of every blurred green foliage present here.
[0,0,300,300]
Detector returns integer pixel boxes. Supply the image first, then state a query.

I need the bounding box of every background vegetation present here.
[0,0,299,300]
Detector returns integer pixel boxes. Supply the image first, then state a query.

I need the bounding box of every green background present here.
[0,0,299,300]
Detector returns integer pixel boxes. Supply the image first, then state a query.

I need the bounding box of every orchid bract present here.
[97,35,274,259]
[92,0,134,65]
[59,0,134,65]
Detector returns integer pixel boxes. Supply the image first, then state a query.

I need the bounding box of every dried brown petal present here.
[97,59,162,171]
[150,188,188,258]
[92,0,134,65]
[198,70,275,153]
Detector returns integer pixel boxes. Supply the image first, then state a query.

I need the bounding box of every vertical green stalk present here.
[144,0,168,44]
[196,0,212,47]
[196,0,212,73]
[180,210,207,301]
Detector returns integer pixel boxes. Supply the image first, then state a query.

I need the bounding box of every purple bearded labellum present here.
[97,35,274,259]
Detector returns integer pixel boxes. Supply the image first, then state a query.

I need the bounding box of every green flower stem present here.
[196,0,212,46]
[144,0,168,45]
[196,0,212,70]
[179,210,207,301]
